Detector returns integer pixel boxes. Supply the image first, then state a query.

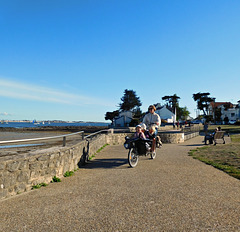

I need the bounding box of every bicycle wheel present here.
[128,148,139,167]
[150,151,156,159]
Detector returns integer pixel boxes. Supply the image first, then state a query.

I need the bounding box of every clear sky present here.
[1,0,240,122]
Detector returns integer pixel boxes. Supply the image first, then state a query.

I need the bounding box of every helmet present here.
[140,123,146,130]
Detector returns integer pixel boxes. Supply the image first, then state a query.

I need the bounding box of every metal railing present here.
[0,129,116,148]
[84,129,115,140]
[0,131,84,147]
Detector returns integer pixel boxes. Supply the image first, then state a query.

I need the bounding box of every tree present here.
[162,94,180,109]
[223,102,232,110]
[105,110,119,123]
[215,108,222,122]
[119,89,142,112]
[177,106,190,121]
[192,92,214,116]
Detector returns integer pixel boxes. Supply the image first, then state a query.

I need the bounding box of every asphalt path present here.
[0,135,239,231]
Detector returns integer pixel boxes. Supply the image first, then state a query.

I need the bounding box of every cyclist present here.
[143,105,161,152]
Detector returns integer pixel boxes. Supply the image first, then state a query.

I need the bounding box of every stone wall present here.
[0,132,129,200]
[159,132,185,143]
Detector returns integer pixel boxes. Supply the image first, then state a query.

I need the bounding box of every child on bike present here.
[134,124,152,152]
[133,125,146,139]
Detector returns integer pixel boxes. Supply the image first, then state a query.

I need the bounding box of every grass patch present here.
[207,125,240,134]
[189,142,240,180]
[51,176,61,182]
[230,134,240,143]
[96,144,109,153]
[32,183,48,189]
[64,171,74,177]
[89,143,109,160]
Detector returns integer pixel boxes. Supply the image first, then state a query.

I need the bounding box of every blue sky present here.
[0,0,240,122]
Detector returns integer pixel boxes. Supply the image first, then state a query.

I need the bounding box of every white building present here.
[113,111,133,127]
[155,105,176,123]
[209,101,240,122]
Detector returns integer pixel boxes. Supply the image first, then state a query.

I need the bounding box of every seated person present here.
[145,125,156,140]
[204,127,218,145]
[133,124,151,152]
[133,125,146,139]
[145,125,157,152]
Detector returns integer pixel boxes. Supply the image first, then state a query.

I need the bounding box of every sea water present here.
[0,121,109,128]
[0,122,110,144]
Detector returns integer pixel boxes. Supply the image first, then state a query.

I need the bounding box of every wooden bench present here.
[204,131,225,145]
[213,131,225,145]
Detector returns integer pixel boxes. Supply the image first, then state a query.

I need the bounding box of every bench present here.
[213,131,225,145]
[204,131,225,145]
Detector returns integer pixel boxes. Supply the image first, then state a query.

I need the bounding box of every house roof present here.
[210,101,234,108]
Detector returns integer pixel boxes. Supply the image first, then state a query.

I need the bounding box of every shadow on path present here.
[81,157,128,169]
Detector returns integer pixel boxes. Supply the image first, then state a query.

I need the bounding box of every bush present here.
[64,171,74,177]
[52,176,61,182]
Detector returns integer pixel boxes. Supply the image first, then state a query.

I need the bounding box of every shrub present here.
[64,171,74,177]
[52,176,61,182]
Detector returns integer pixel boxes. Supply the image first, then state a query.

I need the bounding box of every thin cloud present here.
[0,78,114,107]
[0,112,10,116]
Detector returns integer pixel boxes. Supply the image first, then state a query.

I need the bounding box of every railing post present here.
[63,137,66,147]
[81,132,84,140]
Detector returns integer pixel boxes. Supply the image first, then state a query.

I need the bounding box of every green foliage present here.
[32,183,48,189]
[129,118,141,127]
[52,176,61,182]
[215,107,222,122]
[177,106,190,120]
[105,110,119,122]
[96,144,109,153]
[119,89,142,112]
[162,94,180,110]
[89,155,95,160]
[64,171,74,177]
[192,92,214,115]
[89,144,109,160]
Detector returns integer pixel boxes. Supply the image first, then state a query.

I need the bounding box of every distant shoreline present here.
[0,125,109,133]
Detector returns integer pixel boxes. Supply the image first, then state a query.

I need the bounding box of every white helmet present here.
[140,123,146,130]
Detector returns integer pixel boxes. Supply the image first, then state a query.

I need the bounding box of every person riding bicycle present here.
[142,105,161,152]
[142,105,161,132]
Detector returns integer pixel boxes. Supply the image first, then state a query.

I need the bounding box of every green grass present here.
[231,134,240,143]
[51,176,61,182]
[64,171,74,177]
[189,138,240,180]
[207,125,240,134]
[89,143,109,160]
[32,183,48,189]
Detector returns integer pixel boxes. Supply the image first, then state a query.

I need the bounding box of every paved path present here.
[1,135,239,231]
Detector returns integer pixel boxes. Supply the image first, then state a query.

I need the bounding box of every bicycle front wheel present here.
[150,151,156,159]
[128,148,139,167]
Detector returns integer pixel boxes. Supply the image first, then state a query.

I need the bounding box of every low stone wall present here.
[159,131,185,143]
[158,131,199,143]
[0,132,129,200]
[184,132,200,140]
